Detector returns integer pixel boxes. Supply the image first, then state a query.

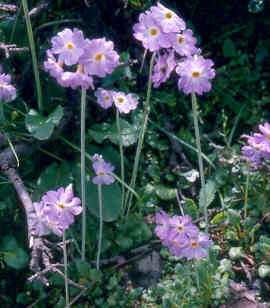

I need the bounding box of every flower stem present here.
[21,0,43,114]
[125,52,156,215]
[97,184,103,270]
[244,161,251,220]
[191,92,208,232]
[116,109,125,211]
[63,230,69,306]
[80,88,87,261]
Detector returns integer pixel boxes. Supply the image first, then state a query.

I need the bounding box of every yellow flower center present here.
[192,72,200,78]
[58,61,64,68]
[117,97,125,103]
[150,28,158,37]
[165,12,173,19]
[178,36,184,45]
[177,225,183,231]
[95,53,104,62]
[98,172,106,176]
[255,147,260,151]
[104,96,110,101]
[66,43,74,50]
[267,135,270,140]
[191,241,198,248]
[58,204,65,210]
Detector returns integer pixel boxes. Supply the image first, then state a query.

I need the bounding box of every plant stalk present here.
[63,231,69,306]
[97,184,103,270]
[244,161,251,220]
[80,88,87,260]
[126,51,156,214]
[22,0,43,114]
[116,109,125,211]
[191,92,208,232]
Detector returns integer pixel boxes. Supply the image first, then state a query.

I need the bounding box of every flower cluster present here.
[31,184,82,237]
[44,28,120,90]
[133,2,215,94]
[92,154,115,185]
[94,88,139,114]
[242,122,270,167]
[155,211,211,260]
[0,65,16,102]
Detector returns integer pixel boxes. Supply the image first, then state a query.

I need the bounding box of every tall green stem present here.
[125,52,156,214]
[97,184,103,270]
[0,103,5,124]
[191,92,208,232]
[63,231,69,306]
[244,161,251,220]
[116,109,125,211]
[22,0,43,114]
[80,88,87,260]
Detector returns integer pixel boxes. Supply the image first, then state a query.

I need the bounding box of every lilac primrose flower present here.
[44,50,64,79]
[242,136,270,165]
[180,232,211,260]
[80,38,120,78]
[92,157,115,185]
[0,73,16,102]
[170,29,197,57]
[168,215,197,243]
[57,67,94,90]
[150,2,186,33]
[112,91,139,114]
[31,201,50,236]
[94,88,113,109]
[133,12,172,52]
[176,55,216,95]
[253,123,270,153]
[42,184,82,230]
[152,50,176,88]
[51,28,86,66]
[155,211,172,246]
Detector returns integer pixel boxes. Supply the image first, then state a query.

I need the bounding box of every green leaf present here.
[72,162,122,222]
[258,264,270,278]
[227,209,241,226]
[3,247,29,269]
[88,118,139,147]
[25,106,63,140]
[199,180,216,210]
[211,212,228,224]
[75,260,92,279]
[182,198,198,220]
[155,184,177,201]
[222,38,237,57]
[228,247,244,260]
[32,161,73,202]
[115,235,133,250]
[0,236,29,270]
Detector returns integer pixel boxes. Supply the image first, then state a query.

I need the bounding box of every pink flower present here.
[51,28,86,66]
[94,88,114,109]
[152,50,176,88]
[92,157,115,185]
[112,91,139,114]
[44,50,64,78]
[253,122,270,153]
[133,12,172,52]
[80,38,120,77]
[0,72,16,102]
[176,55,215,95]
[180,232,211,260]
[170,29,198,57]
[42,184,82,230]
[150,2,186,33]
